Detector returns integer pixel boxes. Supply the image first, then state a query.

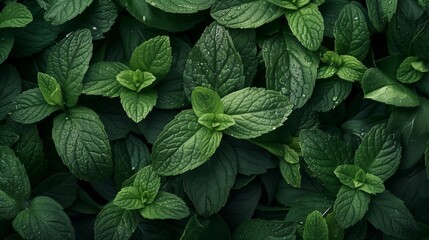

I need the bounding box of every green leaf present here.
[232,219,296,240]
[222,88,293,139]
[183,142,237,217]
[180,215,210,240]
[334,164,367,189]
[285,4,324,51]
[210,0,285,29]
[263,32,319,108]
[0,30,13,64]
[129,35,172,79]
[83,61,128,98]
[191,87,224,118]
[198,113,236,131]
[411,61,429,72]
[52,106,112,181]
[116,69,156,92]
[359,173,385,194]
[145,0,214,13]
[325,213,345,240]
[0,65,21,120]
[396,56,425,83]
[267,0,309,9]
[361,68,420,107]
[12,196,75,240]
[37,72,64,108]
[152,110,222,176]
[366,0,397,32]
[9,88,61,124]
[337,55,367,82]
[334,3,370,60]
[184,22,245,98]
[228,29,257,86]
[140,191,189,220]
[47,29,93,108]
[44,0,93,25]
[354,123,401,181]
[380,0,398,22]
[120,88,157,123]
[131,165,161,204]
[309,76,352,112]
[0,3,33,28]
[303,211,329,240]
[94,203,139,240]
[366,191,417,239]
[333,185,370,228]
[300,129,354,192]
[0,190,21,220]
[280,158,301,187]
[113,186,145,210]
[0,124,19,147]
[317,66,337,79]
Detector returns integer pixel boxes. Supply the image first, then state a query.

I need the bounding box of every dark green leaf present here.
[396,56,425,83]
[333,186,370,228]
[120,88,157,123]
[309,76,352,112]
[0,65,21,120]
[83,61,128,98]
[31,173,77,209]
[279,160,301,188]
[268,0,309,9]
[44,0,93,25]
[232,219,296,240]
[0,29,13,64]
[180,215,210,240]
[303,211,329,240]
[145,0,214,13]
[0,124,19,147]
[94,203,138,240]
[325,213,345,240]
[140,191,190,220]
[0,3,32,28]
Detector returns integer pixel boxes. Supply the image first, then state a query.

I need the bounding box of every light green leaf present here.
[152,110,222,176]
[285,3,324,51]
[83,61,128,98]
[303,211,329,240]
[37,72,64,108]
[279,160,301,188]
[12,196,75,240]
[184,22,244,98]
[0,3,32,28]
[267,0,309,9]
[0,30,13,64]
[411,61,429,72]
[9,88,61,124]
[129,35,172,79]
[120,88,157,123]
[210,0,285,29]
[317,66,337,79]
[334,164,366,189]
[300,129,354,192]
[191,87,224,118]
[145,0,214,13]
[94,203,139,240]
[321,51,342,67]
[140,191,189,220]
[116,69,156,92]
[0,65,21,121]
[47,29,93,108]
[113,186,145,210]
[362,68,420,107]
[354,123,401,181]
[366,191,417,239]
[131,165,161,204]
[333,185,370,228]
[52,106,112,181]
[232,219,296,239]
[198,113,236,131]
[334,4,370,60]
[222,88,293,139]
[337,55,367,82]
[359,173,385,194]
[44,0,93,25]
[183,142,237,217]
[396,56,424,83]
[263,32,319,108]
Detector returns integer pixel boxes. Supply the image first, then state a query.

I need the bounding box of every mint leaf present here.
[145,0,214,13]
[10,88,61,124]
[354,123,401,181]
[0,29,13,64]
[396,56,425,83]
[334,164,366,189]
[0,125,19,147]
[280,160,301,188]
[285,4,324,51]
[120,88,157,123]
[152,110,222,176]
[263,32,318,108]
[184,22,244,98]
[94,203,138,240]
[0,3,33,28]
[129,36,172,79]
[317,65,337,79]
[303,211,329,240]
[83,61,128,98]
[140,191,190,220]
[210,0,285,29]
[268,0,309,9]
[0,65,21,120]
[183,142,237,217]
[222,88,293,139]
[334,185,370,228]
[334,4,370,60]
[366,191,417,239]
[232,219,296,239]
[359,173,385,194]
[47,29,93,108]
[52,106,112,181]
[131,165,161,204]
[191,87,224,118]
[113,186,145,210]
[337,55,367,82]
[300,129,354,192]
[325,213,345,240]
[0,190,21,220]
[366,0,397,32]
[309,76,352,112]
[198,113,236,131]
[12,196,75,240]
[180,215,210,240]
[116,69,156,92]
[37,72,64,108]
[362,68,420,107]
[44,0,93,25]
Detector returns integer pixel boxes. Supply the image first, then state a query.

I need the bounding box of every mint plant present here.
[1,0,429,239]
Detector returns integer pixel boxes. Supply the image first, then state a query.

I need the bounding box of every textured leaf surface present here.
[131,165,161,204]
[145,0,214,13]
[94,203,138,240]
[0,30,13,64]
[44,0,93,25]
[396,56,424,83]
[222,88,293,139]
[309,76,352,112]
[52,107,112,181]
[47,29,93,107]
[83,61,128,98]
[210,0,284,29]
[303,211,329,240]
[0,65,21,121]
[152,110,222,176]
[337,55,367,82]
[120,88,157,123]
[184,22,244,98]
[113,186,145,210]
[191,87,224,118]
[140,191,189,220]
[0,3,33,28]
[232,219,296,240]
[37,72,63,107]
[333,186,370,228]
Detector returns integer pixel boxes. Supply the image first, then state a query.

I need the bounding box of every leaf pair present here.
[318,51,367,82]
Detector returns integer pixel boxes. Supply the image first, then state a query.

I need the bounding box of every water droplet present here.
[332,96,338,101]
[92,26,97,30]
[142,16,146,21]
